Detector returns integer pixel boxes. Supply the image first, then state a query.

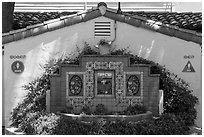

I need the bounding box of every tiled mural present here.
[50,55,160,115]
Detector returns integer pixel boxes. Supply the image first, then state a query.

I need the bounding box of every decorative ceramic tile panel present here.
[65,63,144,110]
[85,63,94,98]
[124,72,144,100]
[95,71,114,97]
[94,61,109,69]
[84,97,94,106]
[66,72,85,98]
[128,98,143,106]
[51,56,160,115]
[69,98,84,108]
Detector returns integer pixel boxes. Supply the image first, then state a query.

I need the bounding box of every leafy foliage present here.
[10,58,60,129]
[111,48,198,126]
[14,112,190,135]
[121,104,147,115]
[52,115,91,135]
[138,113,190,135]
[33,112,60,135]
[100,113,189,135]
[10,75,48,128]
[10,44,198,134]
[81,105,92,115]
[94,104,108,115]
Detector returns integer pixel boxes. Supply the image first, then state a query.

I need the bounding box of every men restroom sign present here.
[11,60,24,73]
[182,61,195,72]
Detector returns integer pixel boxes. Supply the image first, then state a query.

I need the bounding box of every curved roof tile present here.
[2,4,202,45]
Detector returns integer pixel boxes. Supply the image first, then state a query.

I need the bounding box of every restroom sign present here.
[11,61,24,73]
[182,61,195,72]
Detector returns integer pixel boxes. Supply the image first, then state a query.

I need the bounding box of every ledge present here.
[5,127,24,135]
[60,111,153,122]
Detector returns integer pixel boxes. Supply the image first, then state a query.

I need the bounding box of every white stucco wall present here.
[115,21,202,127]
[3,16,115,127]
[3,16,201,127]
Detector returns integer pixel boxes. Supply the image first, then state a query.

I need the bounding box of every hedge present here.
[12,112,190,135]
[10,45,198,134]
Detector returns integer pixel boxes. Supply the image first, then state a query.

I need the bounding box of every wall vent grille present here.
[94,22,111,37]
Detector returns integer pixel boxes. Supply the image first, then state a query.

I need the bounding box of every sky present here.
[12,1,202,12]
[173,2,202,12]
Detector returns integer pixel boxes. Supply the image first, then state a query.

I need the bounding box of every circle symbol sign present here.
[11,61,24,73]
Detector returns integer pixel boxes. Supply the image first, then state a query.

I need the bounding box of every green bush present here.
[82,105,92,115]
[101,113,189,135]
[94,104,107,115]
[12,111,60,135]
[10,45,198,134]
[10,58,59,130]
[10,75,48,128]
[52,116,91,135]
[121,104,147,115]
[139,113,190,135]
[17,112,39,134]
[103,120,139,135]
[33,112,60,135]
[111,48,198,126]
[11,110,190,135]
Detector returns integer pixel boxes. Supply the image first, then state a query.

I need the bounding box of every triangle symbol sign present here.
[182,61,195,72]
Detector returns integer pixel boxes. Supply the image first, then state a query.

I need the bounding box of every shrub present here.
[10,74,48,128]
[139,113,190,135]
[94,104,107,115]
[82,105,92,115]
[52,116,91,135]
[102,113,189,135]
[111,48,198,126]
[10,58,60,129]
[121,104,147,115]
[33,112,60,135]
[10,45,198,134]
[10,57,76,129]
[12,111,60,135]
[11,111,190,135]
[66,106,74,113]
[17,112,40,134]
[103,120,139,135]
[108,114,189,135]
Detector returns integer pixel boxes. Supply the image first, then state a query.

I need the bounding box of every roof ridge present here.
[2,3,202,45]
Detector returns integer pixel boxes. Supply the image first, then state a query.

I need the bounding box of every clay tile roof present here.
[2,4,202,45]
[12,11,202,33]
[12,12,77,30]
[126,11,202,32]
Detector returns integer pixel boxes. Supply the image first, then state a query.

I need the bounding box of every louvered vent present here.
[94,22,111,37]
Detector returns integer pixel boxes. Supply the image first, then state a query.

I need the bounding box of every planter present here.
[60,111,152,122]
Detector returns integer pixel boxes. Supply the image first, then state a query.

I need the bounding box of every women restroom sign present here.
[182,55,195,72]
